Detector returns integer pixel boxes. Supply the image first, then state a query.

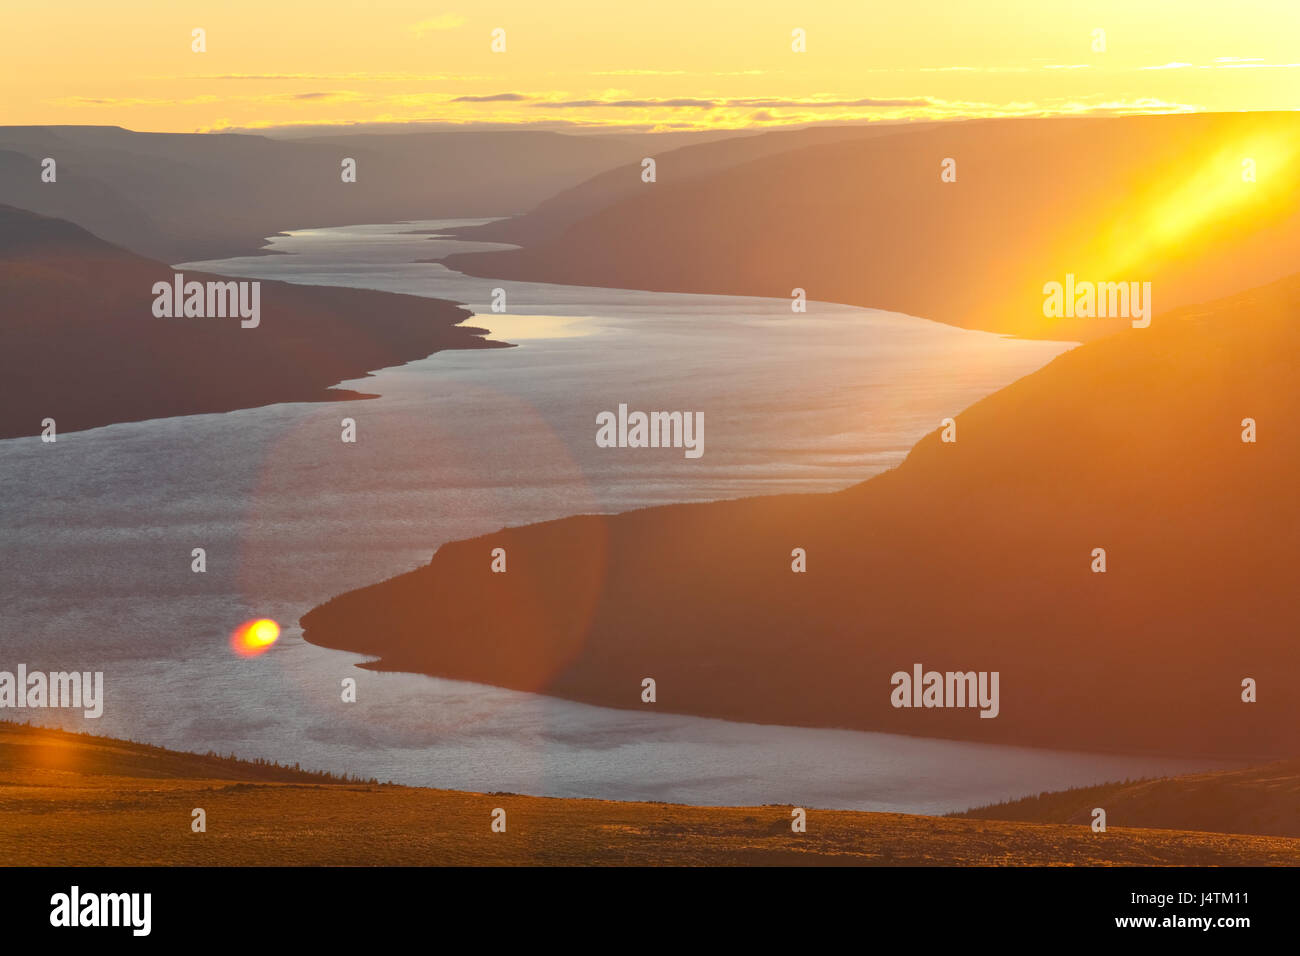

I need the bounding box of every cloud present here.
[56,95,219,107]
[532,95,931,110]
[266,91,366,104]
[920,65,1031,73]
[1212,61,1300,69]
[184,72,479,81]
[208,92,1207,137]
[535,97,720,109]
[1141,62,1194,70]
[1030,97,1201,116]
[451,92,532,102]
[60,90,370,110]
[742,96,931,108]
[408,14,465,37]
[591,69,687,76]
[209,118,688,136]
[588,69,764,77]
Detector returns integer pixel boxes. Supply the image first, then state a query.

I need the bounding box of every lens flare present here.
[230,618,281,657]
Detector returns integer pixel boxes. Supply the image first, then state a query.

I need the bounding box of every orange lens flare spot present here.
[230,618,281,657]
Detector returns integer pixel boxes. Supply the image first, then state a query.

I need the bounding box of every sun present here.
[230,618,281,657]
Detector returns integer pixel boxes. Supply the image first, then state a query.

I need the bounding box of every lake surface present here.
[0,220,1232,813]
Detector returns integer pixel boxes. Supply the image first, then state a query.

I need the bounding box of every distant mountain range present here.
[12,116,1295,343]
[0,125,734,262]
[445,111,1300,340]
[449,122,938,248]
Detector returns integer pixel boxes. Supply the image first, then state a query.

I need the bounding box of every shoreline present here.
[352,659,1277,768]
[300,272,1300,761]
[0,206,507,441]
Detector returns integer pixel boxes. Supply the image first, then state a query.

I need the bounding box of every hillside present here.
[3,723,1295,866]
[0,205,500,439]
[302,269,1300,759]
[451,122,936,246]
[445,111,1300,340]
[0,126,730,261]
[958,760,1300,839]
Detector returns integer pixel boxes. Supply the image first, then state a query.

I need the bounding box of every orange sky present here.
[3,0,1298,134]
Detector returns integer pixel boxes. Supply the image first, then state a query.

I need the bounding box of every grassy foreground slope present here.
[2,723,1297,866]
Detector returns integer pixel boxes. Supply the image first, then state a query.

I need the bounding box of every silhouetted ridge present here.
[0,208,499,438]
[0,203,128,257]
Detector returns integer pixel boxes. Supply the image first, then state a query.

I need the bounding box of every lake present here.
[0,220,1232,813]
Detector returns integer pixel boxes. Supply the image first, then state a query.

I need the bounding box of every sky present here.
[3,0,1299,134]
